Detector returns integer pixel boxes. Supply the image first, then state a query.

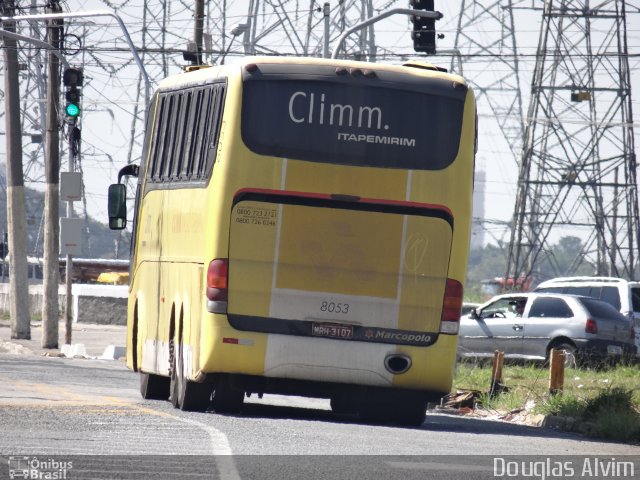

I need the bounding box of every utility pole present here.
[42,0,63,349]
[1,0,31,340]
[194,0,204,65]
[323,3,330,59]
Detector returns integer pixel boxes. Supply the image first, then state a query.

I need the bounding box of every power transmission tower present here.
[505,0,639,283]
[240,0,391,61]
[452,0,525,159]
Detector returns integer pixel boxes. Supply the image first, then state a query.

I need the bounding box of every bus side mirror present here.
[108,183,127,230]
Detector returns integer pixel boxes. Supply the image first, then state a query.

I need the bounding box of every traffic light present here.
[411,0,436,54]
[63,67,83,122]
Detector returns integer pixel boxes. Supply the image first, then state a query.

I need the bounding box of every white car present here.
[534,276,640,357]
[458,292,636,366]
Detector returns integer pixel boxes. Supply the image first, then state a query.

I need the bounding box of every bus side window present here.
[149,95,167,182]
[204,84,226,175]
[195,88,214,179]
[164,93,182,180]
[171,92,190,180]
[180,91,196,180]
[156,95,174,180]
[185,89,204,179]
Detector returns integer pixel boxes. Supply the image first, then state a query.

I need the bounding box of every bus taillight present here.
[440,278,463,334]
[206,258,228,314]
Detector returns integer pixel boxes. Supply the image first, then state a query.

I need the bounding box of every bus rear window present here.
[241,79,465,170]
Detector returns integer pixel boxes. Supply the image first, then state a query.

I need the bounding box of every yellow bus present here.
[108,56,477,425]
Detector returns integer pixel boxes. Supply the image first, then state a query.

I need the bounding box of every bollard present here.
[548,348,565,395]
[489,350,505,397]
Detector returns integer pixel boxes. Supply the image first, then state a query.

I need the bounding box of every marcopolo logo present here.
[363,328,432,346]
[8,457,73,480]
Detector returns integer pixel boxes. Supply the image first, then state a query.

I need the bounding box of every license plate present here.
[607,345,623,355]
[312,323,353,339]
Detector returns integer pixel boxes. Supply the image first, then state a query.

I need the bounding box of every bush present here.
[536,393,583,418]
[583,387,635,417]
[536,387,640,443]
[454,363,640,443]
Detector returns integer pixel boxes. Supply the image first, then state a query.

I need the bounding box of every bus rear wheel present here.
[330,394,358,415]
[140,372,170,400]
[170,342,212,412]
[211,376,244,414]
[358,392,427,427]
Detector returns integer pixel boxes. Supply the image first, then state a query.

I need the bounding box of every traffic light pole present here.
[61,68,82,345]
[331,8,442,59]
[64,127,76,346]
[63,141,78,344]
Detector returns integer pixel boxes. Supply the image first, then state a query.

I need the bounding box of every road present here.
[0,354,638,479]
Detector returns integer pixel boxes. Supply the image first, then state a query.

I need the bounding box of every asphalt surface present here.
[1,321,639,479]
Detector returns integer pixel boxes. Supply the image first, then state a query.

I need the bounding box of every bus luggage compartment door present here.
[227,191,453,348]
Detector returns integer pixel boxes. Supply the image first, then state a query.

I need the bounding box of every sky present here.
[1,0,639,254]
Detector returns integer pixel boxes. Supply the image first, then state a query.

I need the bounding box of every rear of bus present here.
[202,58,476,424]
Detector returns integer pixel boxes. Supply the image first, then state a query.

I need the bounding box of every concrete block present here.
[72,284,128,325]
[100,345,126,360]
[61,343,88,358]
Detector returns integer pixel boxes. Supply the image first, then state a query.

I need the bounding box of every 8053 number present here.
[320,301,350,314]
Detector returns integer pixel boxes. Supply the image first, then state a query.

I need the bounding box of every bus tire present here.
[211,378,244,414]
[330,395,358,415]
[358,393,427,427]
[170,342,211,412]
[180,380,213,412]
[140,372,170,400]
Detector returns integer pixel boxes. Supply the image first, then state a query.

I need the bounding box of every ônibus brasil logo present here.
[8,456,73,480]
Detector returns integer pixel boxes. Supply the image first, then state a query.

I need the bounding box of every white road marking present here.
[163,414,241,480]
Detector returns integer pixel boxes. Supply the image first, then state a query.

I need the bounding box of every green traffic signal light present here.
[66,103,80,117]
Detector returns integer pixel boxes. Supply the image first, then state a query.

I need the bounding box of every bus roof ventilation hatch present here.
[402,61,448,73]
[184,65,213,73]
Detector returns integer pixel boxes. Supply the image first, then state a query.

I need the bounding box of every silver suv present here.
[458,293,636,366]
[534,276,640,356]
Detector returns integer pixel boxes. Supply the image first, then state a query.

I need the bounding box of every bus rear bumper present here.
[214,372,448,406]
[200,317,458,393]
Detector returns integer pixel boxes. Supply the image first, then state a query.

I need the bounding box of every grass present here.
[453,361,640,443]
